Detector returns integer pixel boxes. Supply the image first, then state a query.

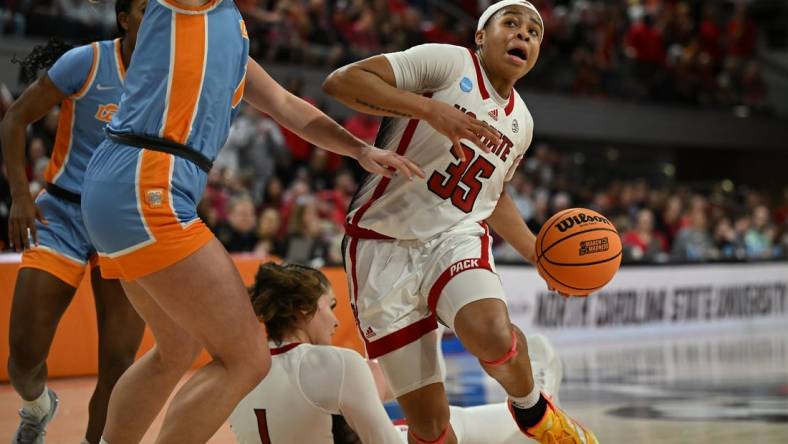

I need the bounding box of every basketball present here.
[535,208,622,297]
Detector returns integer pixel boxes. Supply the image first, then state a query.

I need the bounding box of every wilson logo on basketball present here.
[556,213,612,233]
[579,238,609,256]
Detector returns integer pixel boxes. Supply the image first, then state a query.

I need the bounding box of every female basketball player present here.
[229,262,402,444]
[323,1,598,443]
[230,262,563,444]
[77,0,439,442]
[0,2,146,442]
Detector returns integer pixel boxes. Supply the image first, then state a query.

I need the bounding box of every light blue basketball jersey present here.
[45,39,127,194]
[107,0,250,161]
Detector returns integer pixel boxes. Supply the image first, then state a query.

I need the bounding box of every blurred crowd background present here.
[3,0,782,111]
[1,0,787,266]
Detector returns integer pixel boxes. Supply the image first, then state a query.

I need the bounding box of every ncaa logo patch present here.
[460,77,473,93]
[512,119,519,133]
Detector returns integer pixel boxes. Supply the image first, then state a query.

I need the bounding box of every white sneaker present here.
[11,389,59,444]
[526,334,563,405]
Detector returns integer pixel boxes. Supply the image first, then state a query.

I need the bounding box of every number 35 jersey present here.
[345,43,534,241]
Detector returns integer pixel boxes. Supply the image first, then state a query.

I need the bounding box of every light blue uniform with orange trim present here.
[20,39,127,287]
[81,0,249,280]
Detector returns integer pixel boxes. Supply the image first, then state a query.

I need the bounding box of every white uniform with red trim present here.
[228,342,401,444]
[343,43,534,397]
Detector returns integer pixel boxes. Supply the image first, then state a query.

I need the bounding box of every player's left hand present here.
[356,145,425,180]
[536,263,574,298]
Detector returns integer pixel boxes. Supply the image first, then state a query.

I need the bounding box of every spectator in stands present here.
[624,13,666,97]
[283,199,330,267]
[698,3,722,62]
[745,205,776,259]
[220,104,288,204]
[672,207,715,261]
[774,187,788,227]
[254,207,285,257]
[622,208,668,262]
[343,112,380,145]
[726,2,757,59]
[214,195,260,253]
[660,195,684,247]
[711,216,742,260]
[778,220,788,259]
[26,136,48,193]
[740,60,768,112]
[422,11,461,45]
[280,76,316,165]
[317,169,356,228]
[1,0,26,35]
[261,176,285,212]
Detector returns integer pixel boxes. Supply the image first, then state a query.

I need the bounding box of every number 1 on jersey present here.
[427,144,495,213]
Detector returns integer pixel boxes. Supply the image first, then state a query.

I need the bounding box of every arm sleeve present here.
[383,44,467,93]
[299,348,402,443]
[337,351,403,444]
[47,44,94,96]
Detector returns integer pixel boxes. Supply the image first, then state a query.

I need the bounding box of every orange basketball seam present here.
[537,227,619,261]
[542,250,622,267]
[538,208,575,255]
[537,259,605,292]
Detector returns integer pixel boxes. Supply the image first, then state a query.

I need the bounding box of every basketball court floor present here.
[2,325,787,443]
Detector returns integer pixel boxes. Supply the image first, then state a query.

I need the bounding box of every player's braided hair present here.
[12,38,74,84]
[249,262,331,344]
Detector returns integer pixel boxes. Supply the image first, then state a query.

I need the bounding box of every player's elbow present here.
[321,68,346,98]
[0,104,24,135]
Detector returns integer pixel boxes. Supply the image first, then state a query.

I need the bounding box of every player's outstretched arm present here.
[487,190,537,264]
[243,57,424,180]
[0,76,64,249]
[322,52,499,161]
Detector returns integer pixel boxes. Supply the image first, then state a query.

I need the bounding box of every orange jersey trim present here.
[73,42,100,99]
[114,38,126,81]
[21,247,87,288]
[232,71,246,108]
[44,99,75,183]
[161,13,207,143]
[98,151,213,281]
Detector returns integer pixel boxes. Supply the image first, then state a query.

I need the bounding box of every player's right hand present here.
[8,193,47,251]
[424,101,501,162]
[356,145,426,180]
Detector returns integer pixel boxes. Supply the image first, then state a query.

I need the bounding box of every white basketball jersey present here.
[229,342,401,444]
[346,44,534,241]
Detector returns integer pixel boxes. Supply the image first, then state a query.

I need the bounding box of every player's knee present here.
[409,407,451,442]
[152,337,202,374]
[97,347,137,380]
[469,314,514,360]
[8,339,46,373]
